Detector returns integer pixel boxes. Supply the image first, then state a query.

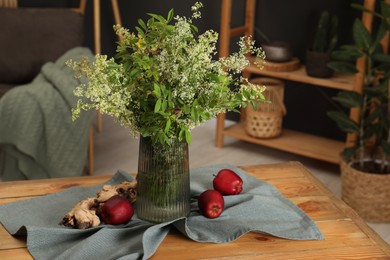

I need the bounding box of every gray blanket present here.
[0,47,95,180]
[0,164,323,259]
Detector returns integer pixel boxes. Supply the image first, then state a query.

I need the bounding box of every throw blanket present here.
[0,47,95,180]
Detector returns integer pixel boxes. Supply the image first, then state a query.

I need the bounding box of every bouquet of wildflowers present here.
[67,2,266,145]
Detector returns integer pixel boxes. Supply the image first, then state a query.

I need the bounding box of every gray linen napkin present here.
[0,164,323,259]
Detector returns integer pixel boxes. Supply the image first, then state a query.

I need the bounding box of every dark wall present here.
[252,0,357,141]
[19,0,362,141]
[18,0,358,61]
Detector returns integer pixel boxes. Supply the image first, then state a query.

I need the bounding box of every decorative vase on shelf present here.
[305,50,334,78]
[136,136,190,223]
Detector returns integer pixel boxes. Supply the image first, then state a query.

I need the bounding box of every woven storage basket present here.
[245,78,286,138]
[340,158,390,222]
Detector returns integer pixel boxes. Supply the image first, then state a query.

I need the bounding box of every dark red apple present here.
[100,195,134,225]
[198,190,224,218]
[213,168,243,195]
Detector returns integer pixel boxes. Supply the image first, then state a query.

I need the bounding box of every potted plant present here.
[306,10,338,78]
[327,0,390,222]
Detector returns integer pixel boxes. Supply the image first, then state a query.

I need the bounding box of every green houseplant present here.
[67,2,266,223]
[327,0,390,222]
[306,10,338,78]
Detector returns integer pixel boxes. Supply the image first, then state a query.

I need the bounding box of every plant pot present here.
[340,158,390,222]
[305,50,334,78]
[136,136,191,223]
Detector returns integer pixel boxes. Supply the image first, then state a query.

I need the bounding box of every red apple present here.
[198,190,224,218]
[100,195,134,225]
[213,168,243,195]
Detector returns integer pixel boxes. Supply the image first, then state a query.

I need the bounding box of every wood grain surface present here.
[1,162,389,259]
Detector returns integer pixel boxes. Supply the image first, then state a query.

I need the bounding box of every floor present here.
[94,115,390,245]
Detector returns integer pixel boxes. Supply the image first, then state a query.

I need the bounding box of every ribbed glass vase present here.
[136,136,190,223]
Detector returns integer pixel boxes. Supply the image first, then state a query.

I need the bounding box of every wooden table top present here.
[1,161,389,259]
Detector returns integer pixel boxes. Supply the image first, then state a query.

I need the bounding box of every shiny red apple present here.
[100,195,134,225]
[198,189,224,218]
[213,168,243,195]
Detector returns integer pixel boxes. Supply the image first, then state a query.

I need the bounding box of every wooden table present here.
[1,162,389,259]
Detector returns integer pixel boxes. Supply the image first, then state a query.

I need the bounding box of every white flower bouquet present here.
[67,2,266,145]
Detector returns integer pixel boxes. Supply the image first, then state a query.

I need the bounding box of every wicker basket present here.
[340,158,390,222]
[245,78,286,138]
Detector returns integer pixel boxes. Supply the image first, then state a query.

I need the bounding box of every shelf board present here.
[245,59,355,91]
[222,122,344,164]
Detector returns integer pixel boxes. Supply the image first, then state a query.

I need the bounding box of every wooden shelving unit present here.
[223,123,345,164]
[215,0,376,164]
[245,59,355,92]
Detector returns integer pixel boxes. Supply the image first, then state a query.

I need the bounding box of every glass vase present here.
[136,136,190,223]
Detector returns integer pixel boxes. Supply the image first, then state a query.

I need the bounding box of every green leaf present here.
[162,134,170,145]
[353,19,371,49]
[332,91,362,108]
[153,83,161,97]
[384,20,390,30]
[365,108,381,124]
[327,111,360,133]
[327,61,358,74]
[327,15,338,52]
[249,100,257,109]
[178,128,184,141]
[242,90,251,100]
[138,18,147,30]
[129,68,139,78]
[191,107,199,122]
[164,119,171,133]
[124,61,133,72]
[154,99,161,112]
[370,24,387,54]
[161,99,167,112]
[351,3,380,17]
[312,11,330,52]
[182,104,190,114]
[167,8,174,22]
[135,26,145,37]
[331,49,361,62]
[342,146,358,160]
[147,13,167,23]
[377,62,390,74]
[372,53,390,63]
[381,141,390,155]
[184,129,192,144]
[190,24,199,33]
[146,17,155,27]
[365,83,388,99]
[381,2,390,18]
[340,44,361,51]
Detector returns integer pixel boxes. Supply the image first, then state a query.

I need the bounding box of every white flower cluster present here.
[68,2,266,144]
[191,1,203,20]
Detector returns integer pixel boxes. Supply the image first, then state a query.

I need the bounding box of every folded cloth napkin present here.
[0,164,323,259]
